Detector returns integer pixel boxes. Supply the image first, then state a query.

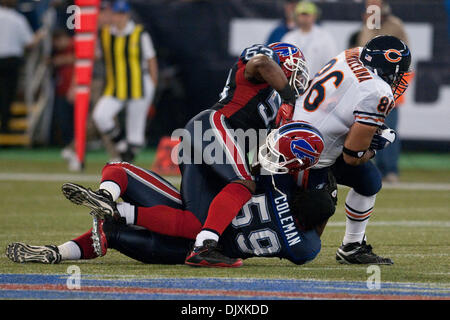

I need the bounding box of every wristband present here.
[342,146,367,159]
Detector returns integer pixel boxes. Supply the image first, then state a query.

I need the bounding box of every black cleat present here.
[6,242,62,264]
[62,182,119,220]
[185,240,243,268]
[336,241,393,265]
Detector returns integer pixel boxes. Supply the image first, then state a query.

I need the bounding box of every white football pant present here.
[93,74,155,147]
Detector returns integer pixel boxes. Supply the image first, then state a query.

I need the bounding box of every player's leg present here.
[195,110,255,243]
[6,211,104,264]
[178,162,242,267]
[92,95,125,160]
[180,110,252,267]
[57,215,108,260]
[61,195,194,261]
[120,75,155,162]
[100,162,201,238]
[63,162,202,239]
[105,222,192,264]
[331,155,392,265]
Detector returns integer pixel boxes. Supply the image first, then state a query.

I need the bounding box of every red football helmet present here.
[269,42,309,96]
[259,120,324,174]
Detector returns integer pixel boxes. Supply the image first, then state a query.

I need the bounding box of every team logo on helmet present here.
[384,49,402,63]
[270,42,300,58]
[290,139,321,165]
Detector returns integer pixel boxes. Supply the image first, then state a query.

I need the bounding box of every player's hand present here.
[370,124,397,150]
[275,103,294,127]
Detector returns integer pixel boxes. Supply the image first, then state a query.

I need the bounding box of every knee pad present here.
[333,159,382,196]
[355,166,382,196]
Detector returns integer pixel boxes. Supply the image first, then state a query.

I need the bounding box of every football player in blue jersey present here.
[6,121,335,267]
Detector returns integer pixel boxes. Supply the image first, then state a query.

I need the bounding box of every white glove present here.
[370,125,397,150]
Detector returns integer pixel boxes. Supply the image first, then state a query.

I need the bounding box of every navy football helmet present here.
[360,35,411,101]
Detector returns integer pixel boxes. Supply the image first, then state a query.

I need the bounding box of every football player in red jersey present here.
[178,42,309,267]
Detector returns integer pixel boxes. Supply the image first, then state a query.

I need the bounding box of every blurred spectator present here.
[281,1,338,76]
[51,28,77,168]
[266,0,298,45]
[92,0,113,103]
[357,0,408,46]
[17,0,51,31]
[348,29,361,48]
[356,0,409,183]
[0,0,45,133]
[92,0,158,162]
[98,0,113,29]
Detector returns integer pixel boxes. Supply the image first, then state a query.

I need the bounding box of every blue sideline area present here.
[0,274,449,300]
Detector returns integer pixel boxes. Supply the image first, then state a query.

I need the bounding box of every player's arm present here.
[344,87,397,166]
[148,56,158,87]
[342,122,377,166]
[244,54,296,105]
[245,54,287,88]
[142,31,158,86]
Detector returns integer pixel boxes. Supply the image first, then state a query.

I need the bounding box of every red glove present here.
[275,103,294,127]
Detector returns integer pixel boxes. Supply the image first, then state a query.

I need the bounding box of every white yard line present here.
[327,220,450,227]
[0,173,101,183]
[1,172,450,191]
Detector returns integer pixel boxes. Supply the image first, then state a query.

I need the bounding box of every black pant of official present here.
[0,57,22,133]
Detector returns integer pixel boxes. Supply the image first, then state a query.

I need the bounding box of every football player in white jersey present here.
[292,35,411,264]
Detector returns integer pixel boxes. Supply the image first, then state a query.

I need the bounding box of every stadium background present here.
[0,0,449,150]
[0,0,449,300]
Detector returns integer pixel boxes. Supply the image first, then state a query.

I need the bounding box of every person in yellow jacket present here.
[93,0,158,162]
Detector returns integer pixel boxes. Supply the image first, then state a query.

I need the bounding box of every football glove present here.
[275,103,294,127]
[370,124,397,150]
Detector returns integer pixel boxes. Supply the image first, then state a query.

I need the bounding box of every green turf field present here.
[0,148,449,286]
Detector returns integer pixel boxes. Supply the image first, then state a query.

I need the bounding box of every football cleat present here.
[6,242,62,264]
[91,215,108,257]
[62,182,120,220]
[336,241,393,265]
[185,240,243,268]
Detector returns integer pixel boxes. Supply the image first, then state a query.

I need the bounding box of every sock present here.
[71,229,97,259]
[57,241,81,260]
[101,164,128,198]
[136,205,202,239]
[343,189,376,245]
[117,202,136,225]
[99,181,121,201]
[195,230,219,247]
[198,183,252,245]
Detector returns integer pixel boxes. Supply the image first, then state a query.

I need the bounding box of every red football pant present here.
[202,182,252,236]
[135,206,202,239]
